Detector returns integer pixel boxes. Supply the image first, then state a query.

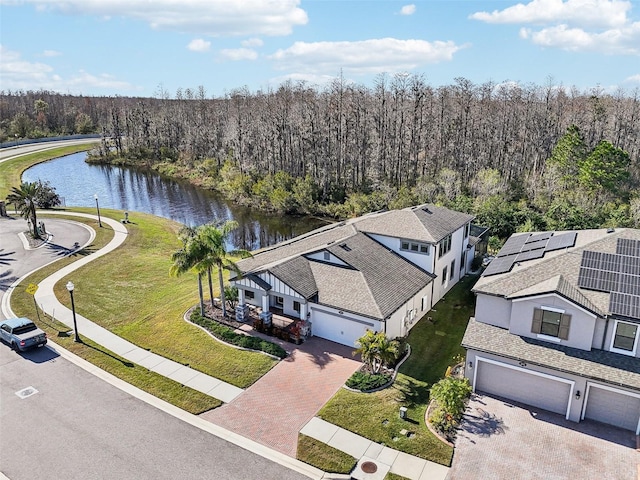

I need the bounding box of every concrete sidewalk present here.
[301,417,450,480]
[29,211,243,403]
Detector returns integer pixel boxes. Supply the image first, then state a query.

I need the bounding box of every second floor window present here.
[438,234,452,258]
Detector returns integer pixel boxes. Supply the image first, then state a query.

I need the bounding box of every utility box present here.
[399,407,407,419]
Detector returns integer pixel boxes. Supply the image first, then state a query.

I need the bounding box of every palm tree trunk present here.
[218,265,227,317]
[198,272,205,316]
[207,267,214,308]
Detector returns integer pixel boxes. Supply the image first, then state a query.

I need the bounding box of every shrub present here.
[428,377,472,438]
[190,311,287,359]
[345,371,391,391]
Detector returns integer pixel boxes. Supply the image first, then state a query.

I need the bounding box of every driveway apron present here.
[200,337,361,457]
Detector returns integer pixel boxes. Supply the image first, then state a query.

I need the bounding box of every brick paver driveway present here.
[200,337,361,457]
[448,393,638,480]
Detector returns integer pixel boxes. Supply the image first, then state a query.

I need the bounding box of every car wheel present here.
[11,342,18,352]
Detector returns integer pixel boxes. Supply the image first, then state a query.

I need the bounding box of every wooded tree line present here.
[2,75,639,239]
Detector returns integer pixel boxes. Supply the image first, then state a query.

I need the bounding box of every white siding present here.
[510,294,596,351]
[474,294,511,328]
[385,284,432,339]
[305,250,349,266]
[367,233,434,274]
[432,226,466,304]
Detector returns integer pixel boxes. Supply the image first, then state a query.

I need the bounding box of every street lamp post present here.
[94,193,102,227]
[66,281,81,343]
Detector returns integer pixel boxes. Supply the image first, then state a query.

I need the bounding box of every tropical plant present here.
[224,285,239,310]
[428,377,472,436]
[197,221,251,317]
[170,226,206,316]
[6,182,40,238]
[354,330,401,374]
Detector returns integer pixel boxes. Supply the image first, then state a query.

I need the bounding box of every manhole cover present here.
[16,386,39,399]
[361,461,377,474]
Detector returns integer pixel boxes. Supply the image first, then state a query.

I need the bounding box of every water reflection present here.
[23,153,328,250]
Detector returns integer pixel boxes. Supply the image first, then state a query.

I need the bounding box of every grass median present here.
[10,209,278,398]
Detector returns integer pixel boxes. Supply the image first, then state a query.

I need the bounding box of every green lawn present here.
[296,434,356,474]
[10,209,278,390]
[0,144,95,198]
[314,274,478,466]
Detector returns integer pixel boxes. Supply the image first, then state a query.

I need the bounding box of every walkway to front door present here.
[200,337,361,456]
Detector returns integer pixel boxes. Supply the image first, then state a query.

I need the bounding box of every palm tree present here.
[6,182,40,238]
[170,227,206,316]
[354,330,400,373]
[354,330,379,372]
[198,221,251,317]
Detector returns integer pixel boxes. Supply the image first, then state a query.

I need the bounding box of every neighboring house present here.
[232,204,476,347]
[462,228,640,433]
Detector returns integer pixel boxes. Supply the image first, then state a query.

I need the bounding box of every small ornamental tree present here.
[429,377,472,437]
[354,330,400,374]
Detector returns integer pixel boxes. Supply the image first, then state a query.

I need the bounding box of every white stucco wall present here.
[474,294,512,328]
[509,294,596,351]
[385,283,433,339]
[432,226,466,304]
[367,233,434,274]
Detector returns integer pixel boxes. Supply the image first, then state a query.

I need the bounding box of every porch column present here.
[261,293,269,312]
[238,288,245,305]
[300,302,308,320]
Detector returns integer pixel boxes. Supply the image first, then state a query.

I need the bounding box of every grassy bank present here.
[10,209,278,392]
[0,144,96,198]
[313,274,478,467]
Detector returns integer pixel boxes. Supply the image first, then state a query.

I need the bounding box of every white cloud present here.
[0,45,136,93]
[471,0,631,29]
[242,38,264,47]
[269,38,465,76]
[400,4,416,16]
[13,0,308,36]
[219,48,258,61]
[625,74,640,83]
[187,39,211,52]
[42,49,62,57]
[521,21,640,54]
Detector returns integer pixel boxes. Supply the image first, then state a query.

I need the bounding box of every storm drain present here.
[16,386,39,399]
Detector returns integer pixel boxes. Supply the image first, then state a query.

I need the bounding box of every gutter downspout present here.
[601,316,610,350]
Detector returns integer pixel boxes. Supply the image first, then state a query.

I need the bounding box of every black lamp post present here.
[94,193,102,227]
[66,281,81,343]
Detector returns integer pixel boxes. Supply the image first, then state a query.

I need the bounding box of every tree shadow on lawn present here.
[391,375,430,411]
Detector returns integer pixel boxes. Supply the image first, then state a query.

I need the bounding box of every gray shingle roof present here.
[474,228,640,317]
[270,256,318,299]
[354,204,475,244]
[462,318,640,391]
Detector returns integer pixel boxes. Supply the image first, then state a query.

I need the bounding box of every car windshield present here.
[13,324,37,334]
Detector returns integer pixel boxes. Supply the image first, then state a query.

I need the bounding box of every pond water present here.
[22,152,328,250]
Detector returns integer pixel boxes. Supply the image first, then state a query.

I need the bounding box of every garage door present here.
[476,360,572,416]
[311,309,370,347]
[584,385,640,432]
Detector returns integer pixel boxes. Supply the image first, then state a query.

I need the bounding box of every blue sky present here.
[1,0,639,97]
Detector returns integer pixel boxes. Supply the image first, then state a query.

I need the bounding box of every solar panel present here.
[545,232,577,252]
[617,238,640,258]
[527,232,552,243]
[609,292,640,320]
[515,249,546,262]
[520,240,548,252]
[497,235,529,257]
[483,255,517,276]
[617,274,640,296]
[578,267,611,292]
[620,256,640,276]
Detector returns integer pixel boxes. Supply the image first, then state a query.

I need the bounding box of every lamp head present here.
[66,281,74,292]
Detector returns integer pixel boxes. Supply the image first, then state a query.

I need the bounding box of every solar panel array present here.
[577,238,640,320]
[483,231,577,277]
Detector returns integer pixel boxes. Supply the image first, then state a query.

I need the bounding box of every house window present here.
[460,251,466,271]
[464,223,470,238]
[275,296,284,307]
[293,301,301,313]
[531,307,571,340]
[438,234,452,258]
[245,290,255,300]
[442,266,448,285]
[323,251,330,261]
[450,260,455,280]
[611,320,639,355]
[400,240,430,255]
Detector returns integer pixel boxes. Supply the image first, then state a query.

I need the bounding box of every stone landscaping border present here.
[342,344,412,393]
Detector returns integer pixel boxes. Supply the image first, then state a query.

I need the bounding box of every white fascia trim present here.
[511,293,596,318]
[473,356,575,420]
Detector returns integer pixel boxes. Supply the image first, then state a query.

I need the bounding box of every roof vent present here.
[607,228,615,234]
[422,207,432,214]
[339,243,352,252]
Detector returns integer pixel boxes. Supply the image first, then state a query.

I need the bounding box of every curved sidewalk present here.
[30,211,243,403]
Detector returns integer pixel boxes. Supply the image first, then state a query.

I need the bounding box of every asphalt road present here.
[0,143,312,480]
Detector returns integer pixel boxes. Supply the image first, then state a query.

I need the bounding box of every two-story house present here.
[232,204,477,347]
[462,228,640,433]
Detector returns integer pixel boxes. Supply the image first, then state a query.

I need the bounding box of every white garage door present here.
[311,309,370,347]
[584,385,640,432]
[476,360,571,416]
